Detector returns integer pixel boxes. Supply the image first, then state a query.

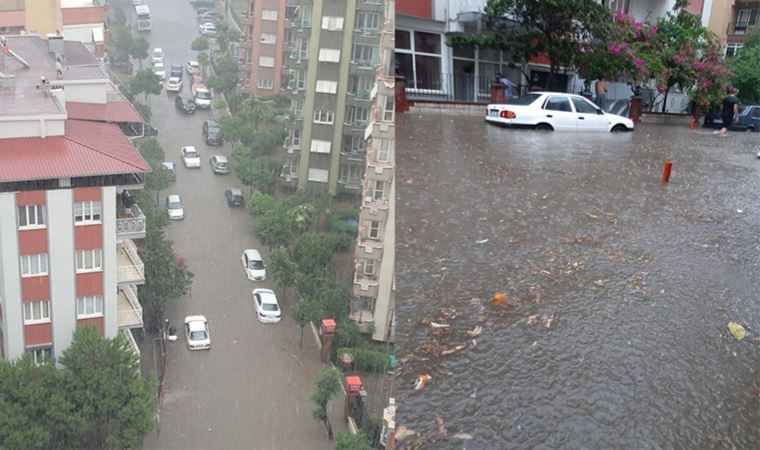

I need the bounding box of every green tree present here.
[315,285,349,323]
[58,326,155,448]
[214,20,242,53]
[335,431,374,450]
[128,69,162,103]
[130,36,149,69]
[132,100,152,122]
[256,209,295,251]
[287,203,316,234]
[729,46,760,104]
[268,247,298,302]
[335,319,363,349]
[109,23,134,67]
[294,233,337,276]
[295,271,332,302]
[311,368,341,440]
[208,52,239,95]
[139,139,171,195]
[292,298,323,347]
[191,36,209,52]
[248,191,276,217]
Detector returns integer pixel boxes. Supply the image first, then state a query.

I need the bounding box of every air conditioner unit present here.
[284,176,292,182]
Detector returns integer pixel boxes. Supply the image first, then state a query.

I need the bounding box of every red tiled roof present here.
[0,120,150,183]
[67,101,143,123]
[0,10,25,28]
[62,6,106,26]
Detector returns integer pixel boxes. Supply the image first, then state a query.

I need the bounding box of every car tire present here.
[534,123,553,131]
[611,124,629,132]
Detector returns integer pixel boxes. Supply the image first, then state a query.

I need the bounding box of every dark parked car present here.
[203,120,223,145]
[703,105,760,132]
[225,188,244,207]
[170,64,183,80]
[175,94,196,114]
[162,161,177,181]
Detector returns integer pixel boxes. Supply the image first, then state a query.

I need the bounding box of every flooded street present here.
[395,115,760,449]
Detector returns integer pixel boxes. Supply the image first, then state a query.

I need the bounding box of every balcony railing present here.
[280,165,299,182]
[116,203,146,239]
[338,176,363,189]
[353,271,379,298]
[120,329,141,370]
[341,150,366,161]
[289,51,308,61]
[117,284,144,329]
[117,239,145,285]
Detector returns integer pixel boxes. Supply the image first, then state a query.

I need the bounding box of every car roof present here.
[185,314,207,323]
[212,154,228,162]
[182,145,197,152]
[253,289,277,302]
[162,161,175,168]
[168,76,181,81]
[167,194,181,202]
[188,60,199,65]
[245,249,262,258]
[228,187,243,195]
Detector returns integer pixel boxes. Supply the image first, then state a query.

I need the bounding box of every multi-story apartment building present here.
[235,0,287,95]
[0,0,108,57]
[0,35,148,362]
[726,0,757,55]
[351,0,394,342]
[281,0,384,196]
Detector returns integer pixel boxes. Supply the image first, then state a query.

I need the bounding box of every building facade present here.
[280,0,384,196]
[235,0,287,95]
[0,35,148,362]
[726,0,756,55]
[351,0,394,342]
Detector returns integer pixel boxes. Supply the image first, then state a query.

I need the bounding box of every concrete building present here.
[0,0,107,57]
[351,0,394,342]
[280,0,384,196]
[726,0,756,55]
[0,35,148,362]
[234,0,287,95]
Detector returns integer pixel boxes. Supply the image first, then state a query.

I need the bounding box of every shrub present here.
[248,192,275,217]
[330,232,354,252]
[337,347,389,373]
[328,208,359,233]
[336,320,363,349]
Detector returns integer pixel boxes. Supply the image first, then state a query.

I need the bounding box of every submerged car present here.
[252,289,281,323]
[485,92,634,132]
[225,187,244,207]
[166,76,183,92]
[703,105,760,132]
[165,194,184,220]
[242,249,266,281]
[209,155,230,174]
[184,315,211,350]
[203,120,223,145]
[181,146,201,168]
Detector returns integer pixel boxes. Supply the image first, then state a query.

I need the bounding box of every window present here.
[608,0,630,14]
[257,79,273,89]
[259,56,275,67]
[321,16,344,31]
[357,296,374,312]
[285,5,298,21]
[307,168,329,183]
[340,164,363,183]
[28,347,52,365]
[310,140,332,154]
[344,135,365,154]
[363,259,376,276]
[75,201,102,224]
[383,96,395,121]
[544,96,572,112]
[260,33,276,44]
[289,128,301,148]
[373,180,385,200]
[726,43,743,57]
[313,110,335,124]
[352,44,379,67]
[571,97,598,114]
[76,249,103,272]
[262,9,278,21]
[293,69,306,90]
[23,301,51,324]
[356,12,380,33]
[414,31,441,54]
[736,9,750,30]
[18,205,45,228]
[77,295,104,318]
[368,221,380,239]
[348,75,373,97]
[375,139,390,162]
[315,80,338,94]
[292,99,303,118]
[346,106,369,125]
[318,48,341,63]
[394,30,442,90]
[20,254,48,277]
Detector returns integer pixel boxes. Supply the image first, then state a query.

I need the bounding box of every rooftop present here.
[66,101,143,123]
[62,5,106,25]
[0,119,150,182]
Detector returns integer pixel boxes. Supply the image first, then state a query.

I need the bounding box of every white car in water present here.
[166,76,183,92]
[151,48,164,65]
[165,194,184,220]
[485,92,634,132]
[184,315,210,350]
[181,146,201,168]
[252,289,281,323]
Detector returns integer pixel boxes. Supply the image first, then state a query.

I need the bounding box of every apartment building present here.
[0,0,107,57]
[351,0,394,342]
[235,0,287,95]
[280,0,384,196]
[726,0,757,55]
[0,35,148,362]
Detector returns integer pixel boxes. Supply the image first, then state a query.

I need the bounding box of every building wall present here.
[62,23,103,43]
[64,82,108,104]
[102,187,117,339]
[0,118,66,139]
[250,0,286,96]
[397,0,432,18]
[0,193,24,359]
[47,189,77,360]
[707,0,734,44]
[24,0,63,36]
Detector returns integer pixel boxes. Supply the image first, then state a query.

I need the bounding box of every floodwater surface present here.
[395,115,760,449]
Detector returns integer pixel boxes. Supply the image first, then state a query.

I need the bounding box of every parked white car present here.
[485,92,634,132]
[252,289,281,323]
[152,62,166,81]
[166,76,183,92]
[199,23,217,37]
[185,60,201,75]
[241,249,266,281]
[181,146,201,168]
[151,48,164,65]
[165,194,184,220]
[192,83,212,109]
[184,315,211,350]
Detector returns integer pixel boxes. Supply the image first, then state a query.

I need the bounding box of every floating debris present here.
[453,433,473,440]
[491,292,509,306]
[475,239,490,245]
[466,325,483,337]
[429,322,451,329]
[441,344,466,356]
[728,322,747,341]
[435,416,447,436]
[414,374,432,391]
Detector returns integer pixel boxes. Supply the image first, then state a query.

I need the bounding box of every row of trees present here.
[0,327,155,449]
[727,25,760,105]
[455,0,731,110]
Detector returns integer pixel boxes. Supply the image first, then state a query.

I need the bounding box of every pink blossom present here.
[634,58,646,70]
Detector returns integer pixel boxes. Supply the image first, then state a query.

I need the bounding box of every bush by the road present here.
[337,347,389,373]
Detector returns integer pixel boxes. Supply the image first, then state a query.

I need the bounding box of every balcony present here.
[120,328,141,370]
[116,203,146,240]
[357,237,384,259]
[344,121,368,132]
[349,308,375,331]
[280,164,299,182]
[117,239,145,285]
[338,176,363,190]
[289,51,307,62]
[341,149,366,162]
[118,284,143,329]
[353,271,379,298]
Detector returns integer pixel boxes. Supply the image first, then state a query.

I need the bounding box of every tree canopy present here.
[729,25,760,104]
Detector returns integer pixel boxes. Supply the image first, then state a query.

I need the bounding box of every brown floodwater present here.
[395,114,760,449]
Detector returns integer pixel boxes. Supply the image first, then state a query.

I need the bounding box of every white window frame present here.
[257,79,274,90]
[321,16,344,31]
[375,139,390,162]
[310,140,332,154]
[347,106,370,125]
[76,249,103,273]
[23,301,51,324]
[294,68,306,90]
[357,296,374,312]
[76,295,104,318]
[260,33,276,44]
[315,80,338,94]
[363,259,376,276]
[75,201,102,225]
[340,164,363,183]
[313,110,335,124]
[356,11,380,33]
[352,43,379,67]
[261,9,278,21]
[726,43,743,57]
[395,29,444,92]
[28,347,52,365]
[737,9,751,29]
[20,254,48,277]
[383,96,395,122]
[368,221,380,239]
[18,204,46,229]
[259,56,275,68]
[289,128,301,148]
[373,180,385,200]
[318,48,341,63]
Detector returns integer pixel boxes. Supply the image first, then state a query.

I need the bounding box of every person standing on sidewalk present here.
[499,73,515,99]
[715,88,739,136]
[595,76,608,111]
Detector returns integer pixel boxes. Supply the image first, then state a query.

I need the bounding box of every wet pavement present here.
[133,0,345,448]
[395,115,760,449]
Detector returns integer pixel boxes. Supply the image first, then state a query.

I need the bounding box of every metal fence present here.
[401,72,507,103]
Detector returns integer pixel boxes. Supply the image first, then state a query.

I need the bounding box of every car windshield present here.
[505,93,542,106]
[185,151,198,158]
[189,330,207,340]
[250,260,264,269]
[262,303,279,312]
[168,201,182,209]
[197,91,211,99]
[208,124,220,132]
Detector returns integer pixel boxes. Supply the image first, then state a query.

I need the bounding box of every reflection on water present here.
[395,115,760,449]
